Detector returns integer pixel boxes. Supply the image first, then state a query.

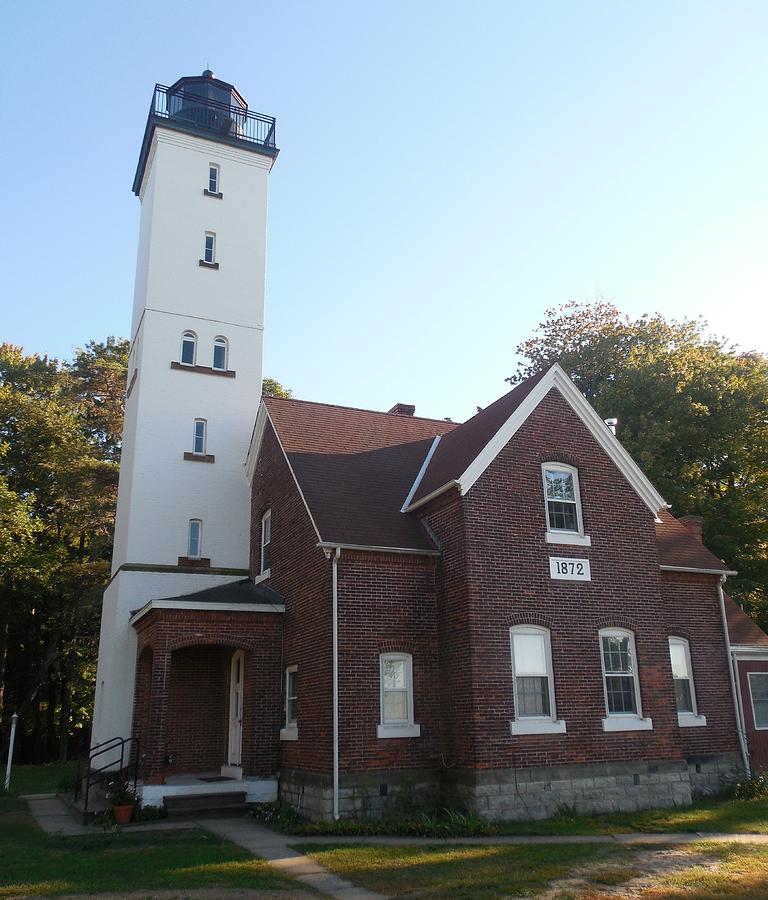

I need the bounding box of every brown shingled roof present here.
[724,594,768,648]
[263,396,456,550]
[409,370,548,506]
[655,509,733,573]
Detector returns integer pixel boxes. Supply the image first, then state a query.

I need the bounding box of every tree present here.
[262,377,292,399]
[509,301,768,625]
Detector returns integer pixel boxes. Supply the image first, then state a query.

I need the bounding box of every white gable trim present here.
[243,402,323,544]
[401,435,442,512]
[405,364,667,518]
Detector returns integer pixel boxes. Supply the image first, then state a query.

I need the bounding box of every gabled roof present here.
[655,509,735,574]
[250,396,457,551]
[406,364,667,517]
[724,594,768,648]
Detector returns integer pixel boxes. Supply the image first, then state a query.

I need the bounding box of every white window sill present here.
[253,569,271,585]
[678,713,707,728]
[280,726,298,741]
[377,723,421,739]
[602,716,653,732]
[546,531,592,547]
[510,719,567,735]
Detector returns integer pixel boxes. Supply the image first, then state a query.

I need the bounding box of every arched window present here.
[260,510,271,574]
[510,626,564,734]
[378,653,420,738]
[542,462,585,538]
[180,331,197,366]
[188,518,203,559]
[213,336,228,371]
[599,628,652,731]
[193,419,207,455]
[669,637,705,726]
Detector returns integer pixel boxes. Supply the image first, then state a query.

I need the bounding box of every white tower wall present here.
[93,99,276,748]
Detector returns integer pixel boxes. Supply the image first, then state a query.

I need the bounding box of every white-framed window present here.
[599,628,652,732]
[281,665,298,741]
[509,626,565,735]
[212,336,228,371]
[669,637,706,727]
[260,510,271,575]
[204,232,216,264]
[187,518,203,559]
[208,164,220,194]
[748,673,768,730]
[193,419,207,455]
[541,463,590,546]
[180,331,197,366]
[378,653,420,738]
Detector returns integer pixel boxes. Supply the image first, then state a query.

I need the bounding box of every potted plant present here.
[106,776,138,825]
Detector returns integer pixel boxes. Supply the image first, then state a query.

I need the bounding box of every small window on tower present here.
[193,419,207,455]
[181,331,197,366]
[208,164,220,195]
[213,337,228,371]
[204,232,216,264]
[261,510,272,575]
[188,519,203,559]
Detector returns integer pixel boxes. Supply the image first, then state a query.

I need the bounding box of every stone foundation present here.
[686,752,744,797]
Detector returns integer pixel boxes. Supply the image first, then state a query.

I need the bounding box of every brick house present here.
[128,362,753,819]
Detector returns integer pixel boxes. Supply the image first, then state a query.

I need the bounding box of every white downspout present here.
[332,546,341,819]
[718,575,750,775]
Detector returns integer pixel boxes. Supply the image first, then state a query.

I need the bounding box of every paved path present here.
[205,818,385,899]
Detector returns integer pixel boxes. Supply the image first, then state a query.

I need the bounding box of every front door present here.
[228,651,244,766]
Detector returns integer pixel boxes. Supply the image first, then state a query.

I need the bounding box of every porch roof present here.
[130,578,285,624]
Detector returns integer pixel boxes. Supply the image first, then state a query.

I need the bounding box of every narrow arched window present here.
[213,336,228,371]
[542,463,583,535]
[193,419,207,455]
[181,331,197,366]
[599,628,651,732]
[377,653,420,738]
[188,518,203,559]
[669,637,704,726]
[260,510,271,574]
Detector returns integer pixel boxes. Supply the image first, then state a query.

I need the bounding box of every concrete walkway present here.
[205,818,385,899]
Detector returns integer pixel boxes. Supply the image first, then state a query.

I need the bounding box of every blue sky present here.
[3,1,767,422]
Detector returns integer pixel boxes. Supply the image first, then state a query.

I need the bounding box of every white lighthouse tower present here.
[92,71,278,747]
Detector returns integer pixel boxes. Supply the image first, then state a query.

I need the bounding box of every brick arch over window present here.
[168,635,262,653]
[536,450,582,469]
[596,616,638,632]
[506,611,555,630]
[378,640,418,655]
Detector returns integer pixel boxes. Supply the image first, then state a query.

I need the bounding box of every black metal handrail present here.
[150,84,277,149]
[74,735,140,814]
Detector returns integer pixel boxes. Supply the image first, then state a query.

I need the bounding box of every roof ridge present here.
[263,394,460,427]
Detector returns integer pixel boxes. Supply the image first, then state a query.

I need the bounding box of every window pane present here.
[213,342,226,369]
[262,542,271,572]
[513,633,547,676]
[181,337,195,365]
[669,642,690,679]
[602,635,633,674]
[605,674,637,714]
[209,167,218,192]
[674,678,694,713]
[383,659,406,690]
[546,470,575,501]
[194,421,205,453]
[547,500,578,531]
[263,514,271,543]
[750,674,768,728]
[188,521,201,557]
[384,689,407,722]
[516,676,551,717]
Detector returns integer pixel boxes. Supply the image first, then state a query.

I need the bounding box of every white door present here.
[228,651,244,766]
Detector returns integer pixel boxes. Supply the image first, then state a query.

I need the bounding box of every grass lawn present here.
[4,761,78,796]
[298,840,768,898]
[0,795,299,897]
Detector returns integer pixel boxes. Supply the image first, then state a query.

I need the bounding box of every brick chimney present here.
[388,403,416,417]
[679,515,704,542]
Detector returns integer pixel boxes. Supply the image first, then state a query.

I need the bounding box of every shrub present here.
[730,770,768,801]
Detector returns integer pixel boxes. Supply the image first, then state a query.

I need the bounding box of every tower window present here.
[193,419,207,455]
[213,337,228,371]
[208,164,220,195]
[188,519,202,559]
[204,232,216,264]
[261,510,272,574]
[181,331,197,366]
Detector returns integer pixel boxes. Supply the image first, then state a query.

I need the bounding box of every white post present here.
[4,713,19,792]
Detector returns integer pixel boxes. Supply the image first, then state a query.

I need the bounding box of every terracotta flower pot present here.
[112,803,135,825]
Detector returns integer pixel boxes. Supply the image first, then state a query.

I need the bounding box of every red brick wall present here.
[737,658,768,770]
[337,551,444,773]
[250,424,334,774]
[421,387,731,770]
[661,572,739,755]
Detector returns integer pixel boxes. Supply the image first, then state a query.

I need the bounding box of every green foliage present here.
[728,770,768,801]
[509,301,768,625]
[262,377,293,399]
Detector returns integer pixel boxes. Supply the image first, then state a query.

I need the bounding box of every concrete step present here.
[163,790,249,820]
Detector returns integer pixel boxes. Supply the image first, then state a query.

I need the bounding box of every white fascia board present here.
[401,435,442,512]
[660,565,737,576]
[317,541,441,557]
[457,364,667,519]
[129,599,285,625]
[403,480,460,514]
[244,404,324,545]
[731,647,768,658]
